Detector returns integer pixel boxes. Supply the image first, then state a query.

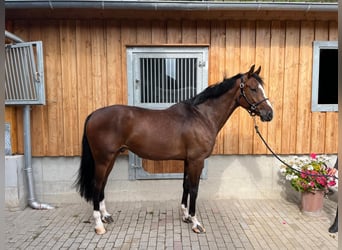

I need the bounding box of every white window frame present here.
[127,46,208,109]
[311,41,338,112]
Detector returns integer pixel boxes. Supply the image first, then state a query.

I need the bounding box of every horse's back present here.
[87,104,182,137]
[90,103,191,125]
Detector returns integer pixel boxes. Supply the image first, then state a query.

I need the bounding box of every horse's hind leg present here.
[99,202,113,224]
[93,178,106,235]
[93,155,117,234]
[99,190,114,224]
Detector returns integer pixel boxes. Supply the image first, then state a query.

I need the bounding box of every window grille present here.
[140,57,197,103]
[5,41,45,105]
[128,47,208,109]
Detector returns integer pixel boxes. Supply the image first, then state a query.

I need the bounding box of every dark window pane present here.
[318,49,338,105]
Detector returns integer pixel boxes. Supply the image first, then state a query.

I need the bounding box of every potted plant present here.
[280,153,337,215]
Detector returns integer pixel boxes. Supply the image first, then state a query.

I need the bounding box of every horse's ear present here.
[247,65,255,78]
[254,66,261,75]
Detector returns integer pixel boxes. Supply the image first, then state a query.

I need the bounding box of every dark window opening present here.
[318,49,338,105]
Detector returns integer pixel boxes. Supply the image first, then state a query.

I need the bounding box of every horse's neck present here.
[198,86,240,133]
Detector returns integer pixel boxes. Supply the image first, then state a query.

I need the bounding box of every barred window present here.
[5,41,45,105]
[127,46,208,110]
[140,57,197,103]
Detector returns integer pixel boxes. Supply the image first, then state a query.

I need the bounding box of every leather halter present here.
[238,77,269,116]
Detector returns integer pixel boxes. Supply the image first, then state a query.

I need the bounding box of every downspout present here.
[5,30,54,210]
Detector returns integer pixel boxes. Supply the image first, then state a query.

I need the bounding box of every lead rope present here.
[253,116,338,180]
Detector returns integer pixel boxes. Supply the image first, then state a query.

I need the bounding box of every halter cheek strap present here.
[238,78,268,116]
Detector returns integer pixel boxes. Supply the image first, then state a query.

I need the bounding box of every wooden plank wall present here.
[5,17,338,157]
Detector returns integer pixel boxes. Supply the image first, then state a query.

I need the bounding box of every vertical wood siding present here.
[5,18,338,156]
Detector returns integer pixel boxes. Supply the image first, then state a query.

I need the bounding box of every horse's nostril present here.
[260,110,273,121]
[268,111,273,120]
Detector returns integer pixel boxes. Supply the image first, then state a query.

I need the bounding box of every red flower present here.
[328,180,336,187]
[316,177,327,186]
[310,153,317,159]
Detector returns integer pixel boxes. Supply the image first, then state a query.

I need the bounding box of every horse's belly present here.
[127,136,185,160]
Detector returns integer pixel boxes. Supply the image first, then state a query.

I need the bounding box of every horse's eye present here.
[250,88,257,92]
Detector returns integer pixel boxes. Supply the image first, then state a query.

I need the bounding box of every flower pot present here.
[300,190,325,216]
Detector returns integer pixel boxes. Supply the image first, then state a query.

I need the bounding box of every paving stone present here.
[5,199,338,249]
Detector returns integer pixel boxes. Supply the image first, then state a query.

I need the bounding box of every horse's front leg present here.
[188,184,206,233]
[181,163,191,223]
[187,160,206,233]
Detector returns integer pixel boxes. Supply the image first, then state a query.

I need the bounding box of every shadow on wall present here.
[277,173,301,207]
[200,155,283,200]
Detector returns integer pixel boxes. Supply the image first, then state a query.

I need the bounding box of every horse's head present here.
[238,65,273,122]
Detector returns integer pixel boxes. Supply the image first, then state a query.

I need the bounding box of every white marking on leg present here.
[191,215,200,228]
[181,204,190,222]
[100,200,111,218]
[93,211,106,234]
[93,210,103,228]
[191,215,206,233]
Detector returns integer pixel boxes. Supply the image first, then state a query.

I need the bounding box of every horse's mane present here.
[183,73,242,106]
[183,73,264,106]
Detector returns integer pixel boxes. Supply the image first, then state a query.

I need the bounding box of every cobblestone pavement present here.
[6,198,338,249]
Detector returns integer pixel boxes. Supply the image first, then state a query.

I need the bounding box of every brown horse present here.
[75,65,273,234]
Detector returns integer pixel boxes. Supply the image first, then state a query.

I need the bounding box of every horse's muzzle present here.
[260,110,273,122]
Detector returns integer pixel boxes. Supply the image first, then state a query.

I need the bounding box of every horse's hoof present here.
[329,224,338,233]
[192,224,206,234]
[102,215,114,224]
[182,216,192,224]
[95,226,106,235]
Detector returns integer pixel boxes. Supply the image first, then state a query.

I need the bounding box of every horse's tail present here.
[74,114,94,202]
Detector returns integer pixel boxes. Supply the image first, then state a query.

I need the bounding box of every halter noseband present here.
[238,77,268,116]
